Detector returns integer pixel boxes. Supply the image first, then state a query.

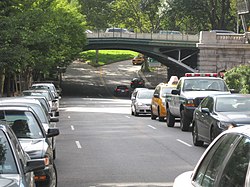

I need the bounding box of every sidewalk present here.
[138,66,169,88]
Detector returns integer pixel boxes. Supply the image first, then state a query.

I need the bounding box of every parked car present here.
[31,82,60,99]
[132,54,145,65]
[114,85,130,97]
[23,89,59,117]
[192,93,250,146]
[151,83,177,121]
[131,88,154,116]
[173,125,250,187]
[23,95,55,118]
[0,97,59,159]
[0,124,45,187]
[0,106,59,187]
[130,77,145,89]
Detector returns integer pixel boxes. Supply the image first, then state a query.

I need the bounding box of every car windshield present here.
[0,111,43,139]
[137,90,154,99]
[0,130,18,174]
[161,87,175,97]
[215,97,250,112]
[183,79,228,91]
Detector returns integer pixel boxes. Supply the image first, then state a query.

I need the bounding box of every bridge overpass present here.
[85,32,250,78]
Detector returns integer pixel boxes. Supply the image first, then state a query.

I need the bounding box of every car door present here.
[199,97,214,140]
[152,86,160,115]
[170,79,182,116]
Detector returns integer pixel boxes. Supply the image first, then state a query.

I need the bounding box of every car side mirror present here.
[25,159,45,173]
[47,128,60,137]
[50,117,59,123]
[171,89,180,95]
[52,99,58,103]
[201,108,210,115]
[230,89,239,93]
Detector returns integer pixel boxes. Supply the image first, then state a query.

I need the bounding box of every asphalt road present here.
[55,60,206,187]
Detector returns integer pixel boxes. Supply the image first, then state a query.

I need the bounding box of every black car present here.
[0,106,59,187]
[192,93,250,146]
[114,85,130,97]
[130,78,145,89]
[0,124,45,187]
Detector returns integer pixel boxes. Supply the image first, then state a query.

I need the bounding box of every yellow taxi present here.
[132,54,145,65]
[151,76,178,121]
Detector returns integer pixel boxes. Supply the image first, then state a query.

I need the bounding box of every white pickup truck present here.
[165,73,231,131]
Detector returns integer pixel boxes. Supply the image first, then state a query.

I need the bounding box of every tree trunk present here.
[0,69,5,97]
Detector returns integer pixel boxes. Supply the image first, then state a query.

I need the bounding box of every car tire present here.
[210,126,216,143]
[192,122,204,146]
[134,109,139,116]
[131,108,134,115]
[166,108,175,127]
[50,163,57,187]
[180,110,190,131]
[53,149,56,160]
[151,109,157,120]
[158,108,165,121]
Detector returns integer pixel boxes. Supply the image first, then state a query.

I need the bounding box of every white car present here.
[131,88,154,116]
[173,125,250,187]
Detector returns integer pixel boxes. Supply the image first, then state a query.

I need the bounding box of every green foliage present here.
[224,65,250,94]
[80,50,138,66]
[0,0,87,80]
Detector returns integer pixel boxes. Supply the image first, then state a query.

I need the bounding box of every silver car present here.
[131,88,154,116]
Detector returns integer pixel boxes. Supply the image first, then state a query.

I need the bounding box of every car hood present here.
[136,99,152,104]
[182,91,230,99]
[217,112,250,125]
[18,139,47,159]
[173,171,193,187]
[0,174,22,187]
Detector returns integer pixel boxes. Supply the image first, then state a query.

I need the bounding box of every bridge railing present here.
[199,31,249,44]
[86,32,200,42]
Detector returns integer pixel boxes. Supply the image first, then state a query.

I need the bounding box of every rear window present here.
[0,110,43,139]
[183,79,228,91]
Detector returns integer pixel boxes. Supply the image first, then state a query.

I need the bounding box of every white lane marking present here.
[125,115,130,118]
[68,116,71,119]
[75,141,82,149]
[71,125,74,131]
[148,125,157,130]
[177,139,192,147]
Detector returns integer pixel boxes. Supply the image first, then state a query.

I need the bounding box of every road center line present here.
[177,139,192,147]
[148,125,157,130]
[75,141,82,149]
[125,115,130,118]
[71,125,75,130]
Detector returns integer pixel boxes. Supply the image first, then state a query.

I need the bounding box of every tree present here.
[224,64,250,94]
[79,0,113,30]
[0,0,87,96]
[109,0,168,32]
[165,0,238,33]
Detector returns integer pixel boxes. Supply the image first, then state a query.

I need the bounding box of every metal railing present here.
[86,32,200,42]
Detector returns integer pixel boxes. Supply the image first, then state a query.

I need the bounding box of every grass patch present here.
[80,50,139,67]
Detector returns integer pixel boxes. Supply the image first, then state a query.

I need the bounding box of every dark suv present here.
[130,78,145,89]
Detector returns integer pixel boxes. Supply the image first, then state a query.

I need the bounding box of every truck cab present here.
[166,73,230,131]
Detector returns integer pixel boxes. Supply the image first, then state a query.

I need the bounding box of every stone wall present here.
[197,31,250,73]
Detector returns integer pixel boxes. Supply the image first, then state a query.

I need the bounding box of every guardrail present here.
[86,32,200,42]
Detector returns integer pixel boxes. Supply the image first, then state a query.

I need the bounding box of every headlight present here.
[137,102,143,106]
[217,121,234,129]
[184,99,195,107]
